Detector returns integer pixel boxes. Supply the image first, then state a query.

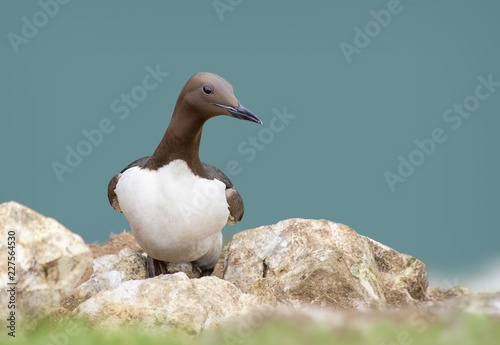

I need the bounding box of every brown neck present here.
[145,106,207,175]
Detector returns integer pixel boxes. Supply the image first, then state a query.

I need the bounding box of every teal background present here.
[1,1,499,287]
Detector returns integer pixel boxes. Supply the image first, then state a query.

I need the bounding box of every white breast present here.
[115,160,229,262]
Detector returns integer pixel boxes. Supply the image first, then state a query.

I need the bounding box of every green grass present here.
[2,313,499,345]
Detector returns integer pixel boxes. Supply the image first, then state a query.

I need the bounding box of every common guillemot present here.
[107,72,262,278]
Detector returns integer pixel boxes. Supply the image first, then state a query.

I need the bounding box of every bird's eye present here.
[203,85,213,94]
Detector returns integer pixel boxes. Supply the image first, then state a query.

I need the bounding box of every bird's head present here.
[177,72,262,125]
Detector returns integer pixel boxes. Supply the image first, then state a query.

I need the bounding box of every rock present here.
[222,218,428,311]
[89,232,142,258]
[75,272,266,335]
[77,232,143,287]
[448,292,500,316]
[212,251,226,279]
[62,247,206,312]
[427,288,500,317]
[427,286,476,302]
[61,247,146,311]
[0,201,92,321]
[367,236,428,307]
[1,199,492,337]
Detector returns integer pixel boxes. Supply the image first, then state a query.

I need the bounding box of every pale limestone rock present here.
[76,272,265,335]
[222,218,428,310]
[61,247,145,311]
[428,289,500,317]
[454,292,500,316]
[0,201,92,320]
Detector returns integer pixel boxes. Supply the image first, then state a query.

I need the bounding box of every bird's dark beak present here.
[214,102,263,125]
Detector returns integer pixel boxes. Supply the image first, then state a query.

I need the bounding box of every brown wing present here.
[107,156,150,213]
[202,163,244,225]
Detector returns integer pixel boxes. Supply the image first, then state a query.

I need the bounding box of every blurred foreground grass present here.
[2,313,499,345]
